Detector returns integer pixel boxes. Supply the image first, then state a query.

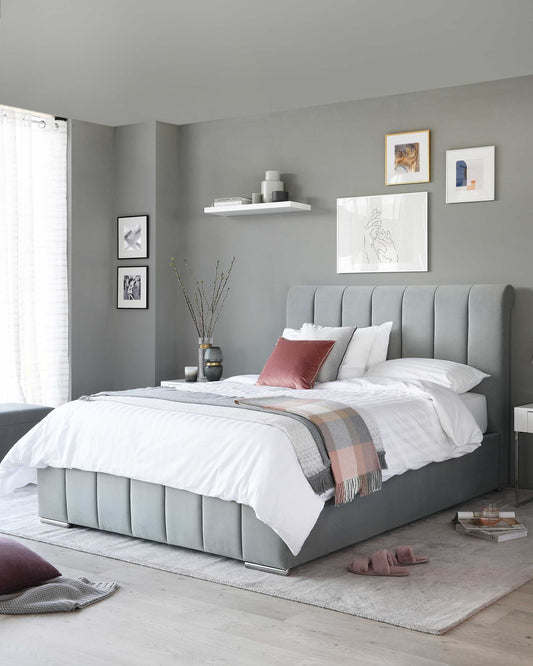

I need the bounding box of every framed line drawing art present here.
[117,266,148,309]
[337,192,428,273]
[446,146,495,203]
[117,215,149,259]
[385,130,430,185]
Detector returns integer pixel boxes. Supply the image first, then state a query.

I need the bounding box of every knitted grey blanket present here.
[0,577,118,615]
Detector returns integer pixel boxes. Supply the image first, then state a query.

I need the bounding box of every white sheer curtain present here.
[0,107,69,406]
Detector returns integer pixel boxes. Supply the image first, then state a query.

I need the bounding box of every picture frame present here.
[445,146,495,204]
[337,192,428,274]
[117,215,149,259]
[385,130,430,185]
[117,266,148,309]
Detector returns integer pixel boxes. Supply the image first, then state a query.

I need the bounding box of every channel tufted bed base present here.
[37,283,514,574]
[38,434,501,574]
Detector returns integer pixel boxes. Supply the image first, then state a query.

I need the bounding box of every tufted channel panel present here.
[287,284,514,482]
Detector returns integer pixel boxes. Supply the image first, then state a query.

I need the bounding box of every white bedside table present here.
[513,404,533,506]
[160,379,187,388]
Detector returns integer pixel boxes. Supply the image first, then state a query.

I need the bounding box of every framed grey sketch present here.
[117,215,148,259]
[117,266,148,309]
[337,192,428,273]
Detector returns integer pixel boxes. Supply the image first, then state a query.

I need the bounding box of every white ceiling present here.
[1,0,533,127]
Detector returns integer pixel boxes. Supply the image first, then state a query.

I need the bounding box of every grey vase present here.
[204,346,223,381]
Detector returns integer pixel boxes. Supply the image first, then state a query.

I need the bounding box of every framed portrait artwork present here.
[117,215,149,259]
[337,192,428,274]
[385,130,430,185]
[445,146,495,203]
[117,266,148,309]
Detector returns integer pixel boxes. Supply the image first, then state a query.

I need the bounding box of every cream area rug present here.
[1,486,532,634]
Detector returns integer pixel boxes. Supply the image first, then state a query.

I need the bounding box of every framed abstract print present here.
[117,215,149,259]
[446,146,495,203]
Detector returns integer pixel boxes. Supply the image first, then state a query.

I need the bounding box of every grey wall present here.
[177,75,533,483]
[69,120,179,396]
[112,122,157,387]
[154,123,180,383]
[69,120,115,398]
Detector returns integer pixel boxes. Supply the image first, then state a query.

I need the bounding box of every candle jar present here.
[184,366,198,382]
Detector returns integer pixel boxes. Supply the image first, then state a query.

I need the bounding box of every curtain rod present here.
[1,109,66,129]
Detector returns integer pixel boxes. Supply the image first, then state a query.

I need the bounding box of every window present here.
[0,105,69,406]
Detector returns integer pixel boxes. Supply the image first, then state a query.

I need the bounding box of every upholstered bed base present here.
[38,433,501,573]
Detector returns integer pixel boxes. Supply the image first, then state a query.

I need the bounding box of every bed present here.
[3,284,515,574]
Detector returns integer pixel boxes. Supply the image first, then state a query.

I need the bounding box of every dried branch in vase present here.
[170,257,235,338]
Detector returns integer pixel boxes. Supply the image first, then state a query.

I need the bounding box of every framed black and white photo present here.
[337,192,428,273]
[117,215,148,259]
[446,146,495,203]
[385,130,430,185]
[117,266,148,309]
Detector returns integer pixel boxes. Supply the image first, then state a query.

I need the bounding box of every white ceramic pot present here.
[261,170,284,203]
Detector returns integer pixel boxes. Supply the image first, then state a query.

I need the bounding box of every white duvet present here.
[0,375,483,555]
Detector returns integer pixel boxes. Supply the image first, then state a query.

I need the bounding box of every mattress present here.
[460,392,487,433]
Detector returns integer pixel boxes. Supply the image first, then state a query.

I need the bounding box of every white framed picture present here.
[385,129,430,185]
[117,266,148,309]
[337,192,428,273]
[117,215,149,259]
[446,146,495,203]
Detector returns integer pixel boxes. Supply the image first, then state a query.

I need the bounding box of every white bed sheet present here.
[460,392,487,433]
[0,375,483,556]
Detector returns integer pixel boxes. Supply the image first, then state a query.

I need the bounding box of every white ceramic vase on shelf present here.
[261,170,284,203]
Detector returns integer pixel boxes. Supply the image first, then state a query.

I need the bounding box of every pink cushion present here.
[257,337,335,390]
[0,536,61,594]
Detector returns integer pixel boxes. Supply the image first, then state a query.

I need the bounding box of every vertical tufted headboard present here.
[287,285,515,482]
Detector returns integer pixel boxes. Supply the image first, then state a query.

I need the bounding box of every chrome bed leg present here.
[40,517,72,528]
[244,561,290,576]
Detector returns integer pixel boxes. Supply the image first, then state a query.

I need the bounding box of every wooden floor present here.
[0,537,532,665]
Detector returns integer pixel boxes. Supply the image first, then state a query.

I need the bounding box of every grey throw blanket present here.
[83,387,335,496]
[0,577,118,615]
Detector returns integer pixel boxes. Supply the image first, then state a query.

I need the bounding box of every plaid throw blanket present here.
[236,397,387,505]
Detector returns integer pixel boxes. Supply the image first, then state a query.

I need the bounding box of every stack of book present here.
[455,511,527,542]
[213,197,252,207]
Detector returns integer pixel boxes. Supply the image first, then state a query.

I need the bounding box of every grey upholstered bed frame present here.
[38,284,514,574]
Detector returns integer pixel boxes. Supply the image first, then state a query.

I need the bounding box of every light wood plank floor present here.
[0,536,532,665]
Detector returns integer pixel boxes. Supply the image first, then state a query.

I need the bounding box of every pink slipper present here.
[391,545,429,566]
[348,549,409,577]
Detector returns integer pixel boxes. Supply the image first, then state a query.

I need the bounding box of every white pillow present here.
[366,321,393,369]
[338,321,393,379]
[364,357,490,393]
[281,327,300,340]
[282,323,355,383]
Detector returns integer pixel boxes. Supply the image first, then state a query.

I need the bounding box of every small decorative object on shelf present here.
[184,366,198,382]
[213,197,251,207]
[170,257,235,382]
[252,192,262,204]
[261,170,284,203]
[204,346,223,381]
[272,190,289,202]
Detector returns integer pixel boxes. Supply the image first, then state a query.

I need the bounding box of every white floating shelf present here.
[204,201,311,217]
